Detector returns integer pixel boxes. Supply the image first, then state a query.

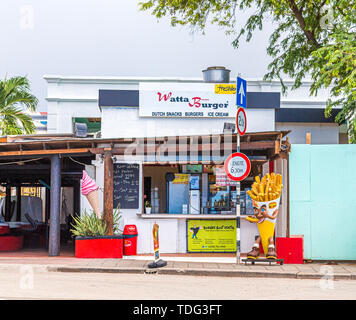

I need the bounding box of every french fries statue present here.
[245,173,283,259]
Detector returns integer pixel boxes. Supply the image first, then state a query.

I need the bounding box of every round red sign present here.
[224,152,251,181]
[236,107,247,136]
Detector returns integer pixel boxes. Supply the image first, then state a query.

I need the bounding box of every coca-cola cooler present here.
[123,225,138,255]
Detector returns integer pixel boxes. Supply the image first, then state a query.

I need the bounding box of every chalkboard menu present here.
[113,163,140,209]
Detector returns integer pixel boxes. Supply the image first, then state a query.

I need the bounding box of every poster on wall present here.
[187,220,237,252]
[215,165,237,186]
[139,82,237,118]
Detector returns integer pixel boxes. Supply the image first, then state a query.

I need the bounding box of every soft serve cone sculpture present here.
[81,170,101,218]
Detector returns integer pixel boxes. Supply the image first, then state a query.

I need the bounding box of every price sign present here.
[236,107,247,136]
[224,152,251,182]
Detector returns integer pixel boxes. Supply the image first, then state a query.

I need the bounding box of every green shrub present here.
[71,206,123,237]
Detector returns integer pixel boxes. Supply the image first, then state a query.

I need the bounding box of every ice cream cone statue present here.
[81,170,101,219]
[245,173,283,259]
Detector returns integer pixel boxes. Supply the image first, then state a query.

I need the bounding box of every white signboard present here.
[139,82,237,118]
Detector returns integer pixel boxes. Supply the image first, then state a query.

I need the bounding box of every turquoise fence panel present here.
[289,145,311,202]
[289,201,312,258]
[290,144,356,260]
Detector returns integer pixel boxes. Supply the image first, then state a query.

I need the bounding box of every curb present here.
[157,268,298,279]
[47,266,356,280]
[47,265,297,279]
[47,266,146,274]
[296,272,352,280]
[0,263,354,280]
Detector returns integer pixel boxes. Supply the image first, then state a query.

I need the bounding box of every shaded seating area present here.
[0,135,96,255]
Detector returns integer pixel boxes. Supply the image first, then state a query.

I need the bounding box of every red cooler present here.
[123,225,138,255]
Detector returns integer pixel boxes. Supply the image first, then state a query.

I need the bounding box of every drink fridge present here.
[189,175,200,214]
[167,173,201,214]
[167,174,189,214]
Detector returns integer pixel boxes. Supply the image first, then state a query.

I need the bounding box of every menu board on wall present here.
[113,163,140,209]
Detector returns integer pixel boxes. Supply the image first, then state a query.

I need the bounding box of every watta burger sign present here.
[139,82,237,118]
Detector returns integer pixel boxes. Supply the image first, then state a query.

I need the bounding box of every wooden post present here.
[49,154,61,256]
[16,185,21,221]
[103,151,114,235]
[306,132,311,144]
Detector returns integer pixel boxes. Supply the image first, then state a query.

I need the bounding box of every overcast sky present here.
[0,0,274,111]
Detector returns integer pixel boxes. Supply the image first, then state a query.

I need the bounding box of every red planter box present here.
[75,235,123,258]
[0,224,10,235]
[0,234,24,251]
[276,237,304,264]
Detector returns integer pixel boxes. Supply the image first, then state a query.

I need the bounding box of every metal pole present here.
[236,133,241,264]
[49,154,61,256]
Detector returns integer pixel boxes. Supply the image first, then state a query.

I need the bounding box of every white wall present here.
[47,101,101,133]
[45,75,336,136]
[276,122,339,144]
[101,107,275,138]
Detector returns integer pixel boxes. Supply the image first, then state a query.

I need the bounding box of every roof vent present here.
[202,66,231,83]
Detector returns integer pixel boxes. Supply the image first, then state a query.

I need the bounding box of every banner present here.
[139,82,236,118]
[152,223,160,262]
[187,220,236,252]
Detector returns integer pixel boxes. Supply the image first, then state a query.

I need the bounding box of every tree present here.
[0,76,38,136]
[139,0,356,142]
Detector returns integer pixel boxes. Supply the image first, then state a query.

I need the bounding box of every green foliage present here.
[71,207,123,237]
[0,76,38,136]
[139,0,356,143]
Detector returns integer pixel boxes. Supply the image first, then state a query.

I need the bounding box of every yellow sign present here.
[172,174,189,184]
[187,220,236,252]
[21,187,41,197]
[215,84,236,94]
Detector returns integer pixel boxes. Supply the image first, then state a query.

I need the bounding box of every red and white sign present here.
[236,107,247,136]
[224,152,251,181]
[215,165,237,186]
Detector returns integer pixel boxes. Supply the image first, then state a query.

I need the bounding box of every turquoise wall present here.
[290,144,356,260]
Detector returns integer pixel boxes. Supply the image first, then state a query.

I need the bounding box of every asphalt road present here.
[0,268,355,300]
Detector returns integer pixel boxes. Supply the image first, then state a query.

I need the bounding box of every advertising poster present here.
[172,174,189,184]
[187,220,236,252]
[215,165,237,187]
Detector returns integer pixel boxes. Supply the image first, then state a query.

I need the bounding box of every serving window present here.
[142,164,256,215]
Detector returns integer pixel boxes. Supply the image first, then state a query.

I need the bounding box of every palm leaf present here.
[0,76,38,135]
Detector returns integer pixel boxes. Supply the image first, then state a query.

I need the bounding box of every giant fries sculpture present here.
[245,173,283,259]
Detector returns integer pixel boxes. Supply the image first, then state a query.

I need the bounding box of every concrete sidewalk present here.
[0,255,355,280]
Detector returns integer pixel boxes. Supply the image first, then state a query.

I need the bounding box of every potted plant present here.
[71,206,124,258]
[144,201,152,214]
